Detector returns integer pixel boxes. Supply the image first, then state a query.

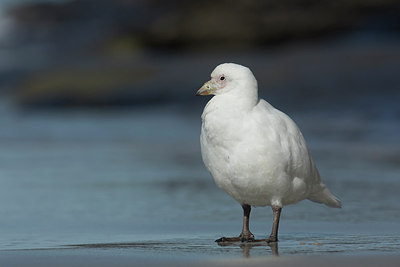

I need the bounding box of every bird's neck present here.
[227,79,259,108]
[224,90,259,110]
[205,93,258,118]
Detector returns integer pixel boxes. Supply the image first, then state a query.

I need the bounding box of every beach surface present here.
[0,10,399,265]
[0,104,399,266]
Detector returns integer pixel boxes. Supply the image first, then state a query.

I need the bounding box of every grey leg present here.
[240,204,254,240]
[268,205,282,242]
[215,204,255,243]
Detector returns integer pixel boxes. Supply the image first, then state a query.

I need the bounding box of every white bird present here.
[196,63,341,243]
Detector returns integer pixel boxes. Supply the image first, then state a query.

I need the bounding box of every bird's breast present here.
[202,109,244,148]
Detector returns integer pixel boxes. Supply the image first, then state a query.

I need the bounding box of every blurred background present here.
[0,0,399,256]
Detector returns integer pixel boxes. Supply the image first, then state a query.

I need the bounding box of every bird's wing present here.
[254,99,321,183]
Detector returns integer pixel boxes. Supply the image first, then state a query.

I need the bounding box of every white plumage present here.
[197,63,341,243]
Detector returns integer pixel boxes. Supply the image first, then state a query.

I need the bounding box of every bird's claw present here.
[215,236,239,243]
[215,235,256,243]
[266,236,278,243]
[240,236,255,242]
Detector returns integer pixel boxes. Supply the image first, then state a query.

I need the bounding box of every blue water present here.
[0,26,399,258]
[0,96,399,258]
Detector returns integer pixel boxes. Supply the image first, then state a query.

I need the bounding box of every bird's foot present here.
[266,235,278,243]
[216,236,278,244]
[215,236,243,243]
[216,232,255,243]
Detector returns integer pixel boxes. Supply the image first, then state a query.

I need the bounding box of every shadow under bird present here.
[196,63,341,243]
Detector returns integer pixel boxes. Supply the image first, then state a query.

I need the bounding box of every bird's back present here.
[201,97,341,208]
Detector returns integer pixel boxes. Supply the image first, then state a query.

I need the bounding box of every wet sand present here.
[1,226,400,267]
[0,32,399,266]
[212,256,400,267]
[1,247,400,267]
[0,105,399,265]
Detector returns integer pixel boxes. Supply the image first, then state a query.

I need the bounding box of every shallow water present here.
[0,95,399,260]
[0,27,400,260]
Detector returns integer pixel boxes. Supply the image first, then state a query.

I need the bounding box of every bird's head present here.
[196,63,258,97]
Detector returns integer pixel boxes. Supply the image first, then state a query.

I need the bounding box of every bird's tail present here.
[308,186,342,208]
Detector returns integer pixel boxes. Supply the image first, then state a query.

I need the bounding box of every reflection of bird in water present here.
[197,63,341,243]
[218,240,279,257]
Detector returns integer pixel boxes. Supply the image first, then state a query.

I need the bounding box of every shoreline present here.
[1,249,400,267]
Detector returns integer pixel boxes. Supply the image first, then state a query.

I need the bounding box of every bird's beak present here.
[196,81,216,96]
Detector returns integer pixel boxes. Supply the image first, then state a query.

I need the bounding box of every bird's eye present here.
[220,76,225,81]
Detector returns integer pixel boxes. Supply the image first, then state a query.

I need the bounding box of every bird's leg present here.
[239,204,255,241]
[215,204,255,243]
[267,205,282,243]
